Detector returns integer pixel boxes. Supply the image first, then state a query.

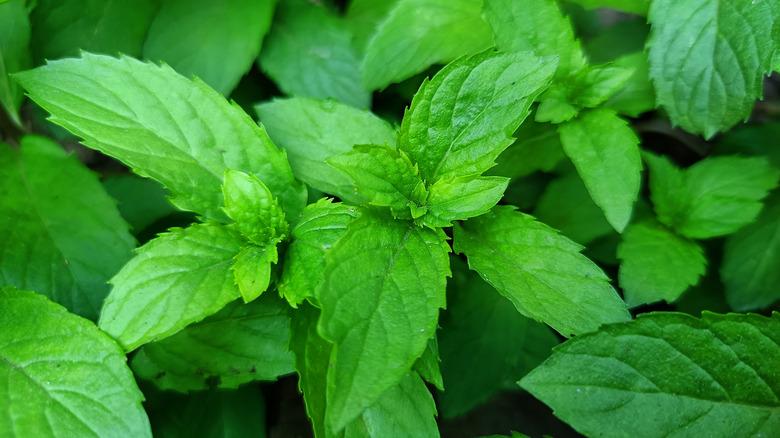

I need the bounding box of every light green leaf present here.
[279,199,361,308]
[103,175,177,233]
[131,294,294,392]
[423,175,509,228]
[361,0,492,90]
[259,0,369,108]
[344,0,399,54]
[521,312,780,438]
[484,0,587,77]
[645,153,780,239]
[256,97,397,201]
[0,287,151,437]
[602,52,655,117]
[144,0,275,95]
[721,192,780,311]
[438,262,558,418]
[618,221,707,307]
[0,136,134,320]
[222,169,288,246]
[328,144,427,218]
[232,245,277,303]
[0,0,30,126]
[99,223,243,351]
[559,109,642,232]
[29,0,157,62]
[647,0,776,137]
[414,337,444,391]
[318,213,451,431]
[400,50,557,182]
[489,116,565,179]
[15,52,306,220]
[570,64,635,108]
[566,0,649,15]
[454,206,630,337]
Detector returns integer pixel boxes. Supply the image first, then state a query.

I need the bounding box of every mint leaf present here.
[232,245,277,303]
[569,64,635,108]
[131,294,294,392]
[344,0,398,54]
[559,109,642,232]
[0,136,134,320]
[490,116,565,179]
[647,0,776,137]
[721,192,780,311]
[99,223,242,351]
[279,199,360,308]
[222,169,288,246]
[103,175,177,233]
[521,312,780,437]
[143,0,274,95]
[400,50,557,182]
[454,206,630,336]
[645,153,780,239]
[259,0,369,108]
[0,0,30,126]
[328,144,427,218]
[414,337,444,391]
[0,287,151,437]
[29,0,157,62]
[15,52,306,220]
[438,262,558,418]
[290,305,331,438]
[256,97,397,201]
[566,0,649,15]
[602,52,655,117]
[484,0,586,77]
[423,175,509,227]
[618,221,707,307]
[361,0,492,90]
[318,213,451,431]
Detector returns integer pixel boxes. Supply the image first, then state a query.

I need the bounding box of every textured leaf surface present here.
[144,0,274,95]
[559,109,642,232]
[521,312,780,438]
[0,0,30,126]
[647,0,775,137]
[414,338,444,391]
[256,97,397,201]
[490,116,565,179]
[318,213,451,430]
[16,53,306,220]
[131,295,294,392]
[0,136,134,320]
[721,192,780,310]
[103,175,177,233]
[454,206,630,336]
[0,287,151,437]
[423,176,509,228]
[222,169,288,246]
[400,50,557,182]
[232,245,277,303]
[618,221,707,307]
[361,0,492,90]
[99,223,243,351]
[645,154,780,239]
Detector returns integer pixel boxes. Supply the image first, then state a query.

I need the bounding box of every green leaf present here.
[290,304,331,438]
[318,213,451,431]
[647,0,776,137]
[454,206,630,337]
[423,175,509,228]
[645,153,780,239]
[438,262,558,418]
[29,0,157,62]
[99,223,243,351]
[484,0,587,77]
[344,0,399,54]
[0,0,30,126]
[15,52,306,220]
[721,192,780,311]
[400,50,557,182]
[259,0,369,108]
[521,312,780,438]
[533,172,613,245]
[361,0,492,90]
[559,109,642,232]
[279,199,361,308]
[256,97,397,201]
[618,221,707,307]
[569,64,635,108]
[0,287,151,437]
[489,116,565,179]
[414,337,444,391]
[328,144,427,218]
[103,175,177,233]
[0,136,134,320]
[566,0,649,15]
[232,245,277,303]
[602,52,655,117]
[222,169,288,246]
[715,122,780,169]
[131,294,294,392]
[143,0,275,95]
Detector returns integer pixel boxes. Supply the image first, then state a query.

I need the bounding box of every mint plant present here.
[1,0,780,437]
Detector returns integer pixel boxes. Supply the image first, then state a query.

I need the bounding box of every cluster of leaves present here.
[1,0,780,437]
